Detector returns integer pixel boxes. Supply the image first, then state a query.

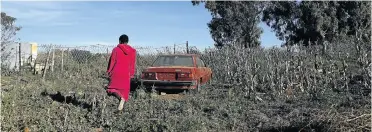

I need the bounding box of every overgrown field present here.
[1,41,371,131]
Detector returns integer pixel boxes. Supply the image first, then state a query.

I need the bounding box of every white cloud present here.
[2,1,62,9]
[2,1,79,27]
[4,8,67,20]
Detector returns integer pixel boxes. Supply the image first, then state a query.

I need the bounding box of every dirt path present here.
[156,93,185,100]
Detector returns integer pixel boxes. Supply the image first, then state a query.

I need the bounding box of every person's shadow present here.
[41,90,93,111]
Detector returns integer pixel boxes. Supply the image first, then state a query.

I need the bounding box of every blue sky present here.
[2,1,282,50]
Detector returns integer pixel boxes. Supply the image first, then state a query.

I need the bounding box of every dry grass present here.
[1,39,370,131]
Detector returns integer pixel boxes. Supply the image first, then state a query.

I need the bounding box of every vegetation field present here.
[1,1,371,132]
[2,41,371,131]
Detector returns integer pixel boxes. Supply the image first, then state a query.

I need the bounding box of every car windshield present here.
[152,55,194,67]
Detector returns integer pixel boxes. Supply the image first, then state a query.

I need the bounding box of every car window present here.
[196,57,205,67]
[152,55,194,67]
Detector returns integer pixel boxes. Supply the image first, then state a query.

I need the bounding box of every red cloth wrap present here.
[106,44,136,101]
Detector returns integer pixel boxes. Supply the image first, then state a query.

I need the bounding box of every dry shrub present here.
[1,38,370,131]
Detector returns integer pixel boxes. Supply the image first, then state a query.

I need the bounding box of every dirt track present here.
[156,93,185,100]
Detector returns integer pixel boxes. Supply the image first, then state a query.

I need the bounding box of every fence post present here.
[51,44,55,72]
[107,48,109,61]
[66,48,70,68]
[18,42,22,72]
[174,44,176,54]
[61,48,64,72]
[186,41,189,54]
[42,45,52,81]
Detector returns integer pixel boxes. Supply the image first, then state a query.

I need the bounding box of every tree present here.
[262,1,371,47]
[192,1,264,48]
[1,12,21,63]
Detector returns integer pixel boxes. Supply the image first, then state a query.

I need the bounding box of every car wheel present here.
[156,90,162,95]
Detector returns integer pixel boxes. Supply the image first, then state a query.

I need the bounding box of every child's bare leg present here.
[118,98,125,110]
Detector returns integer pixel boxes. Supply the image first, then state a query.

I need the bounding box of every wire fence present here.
[18,42,205,80]
[2,38,371,132]
[37,42,191,55]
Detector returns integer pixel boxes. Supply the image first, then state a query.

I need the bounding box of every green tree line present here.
[192,1,371,48]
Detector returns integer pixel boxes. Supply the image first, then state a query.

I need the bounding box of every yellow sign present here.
[30,42,37,54]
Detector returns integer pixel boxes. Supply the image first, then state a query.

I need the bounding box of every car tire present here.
[156,90,161,95]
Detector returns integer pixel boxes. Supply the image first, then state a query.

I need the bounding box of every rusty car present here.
[140,54,212,93]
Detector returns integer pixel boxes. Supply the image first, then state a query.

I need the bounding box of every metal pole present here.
[186,41,189,54]
[174,44,176,54]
